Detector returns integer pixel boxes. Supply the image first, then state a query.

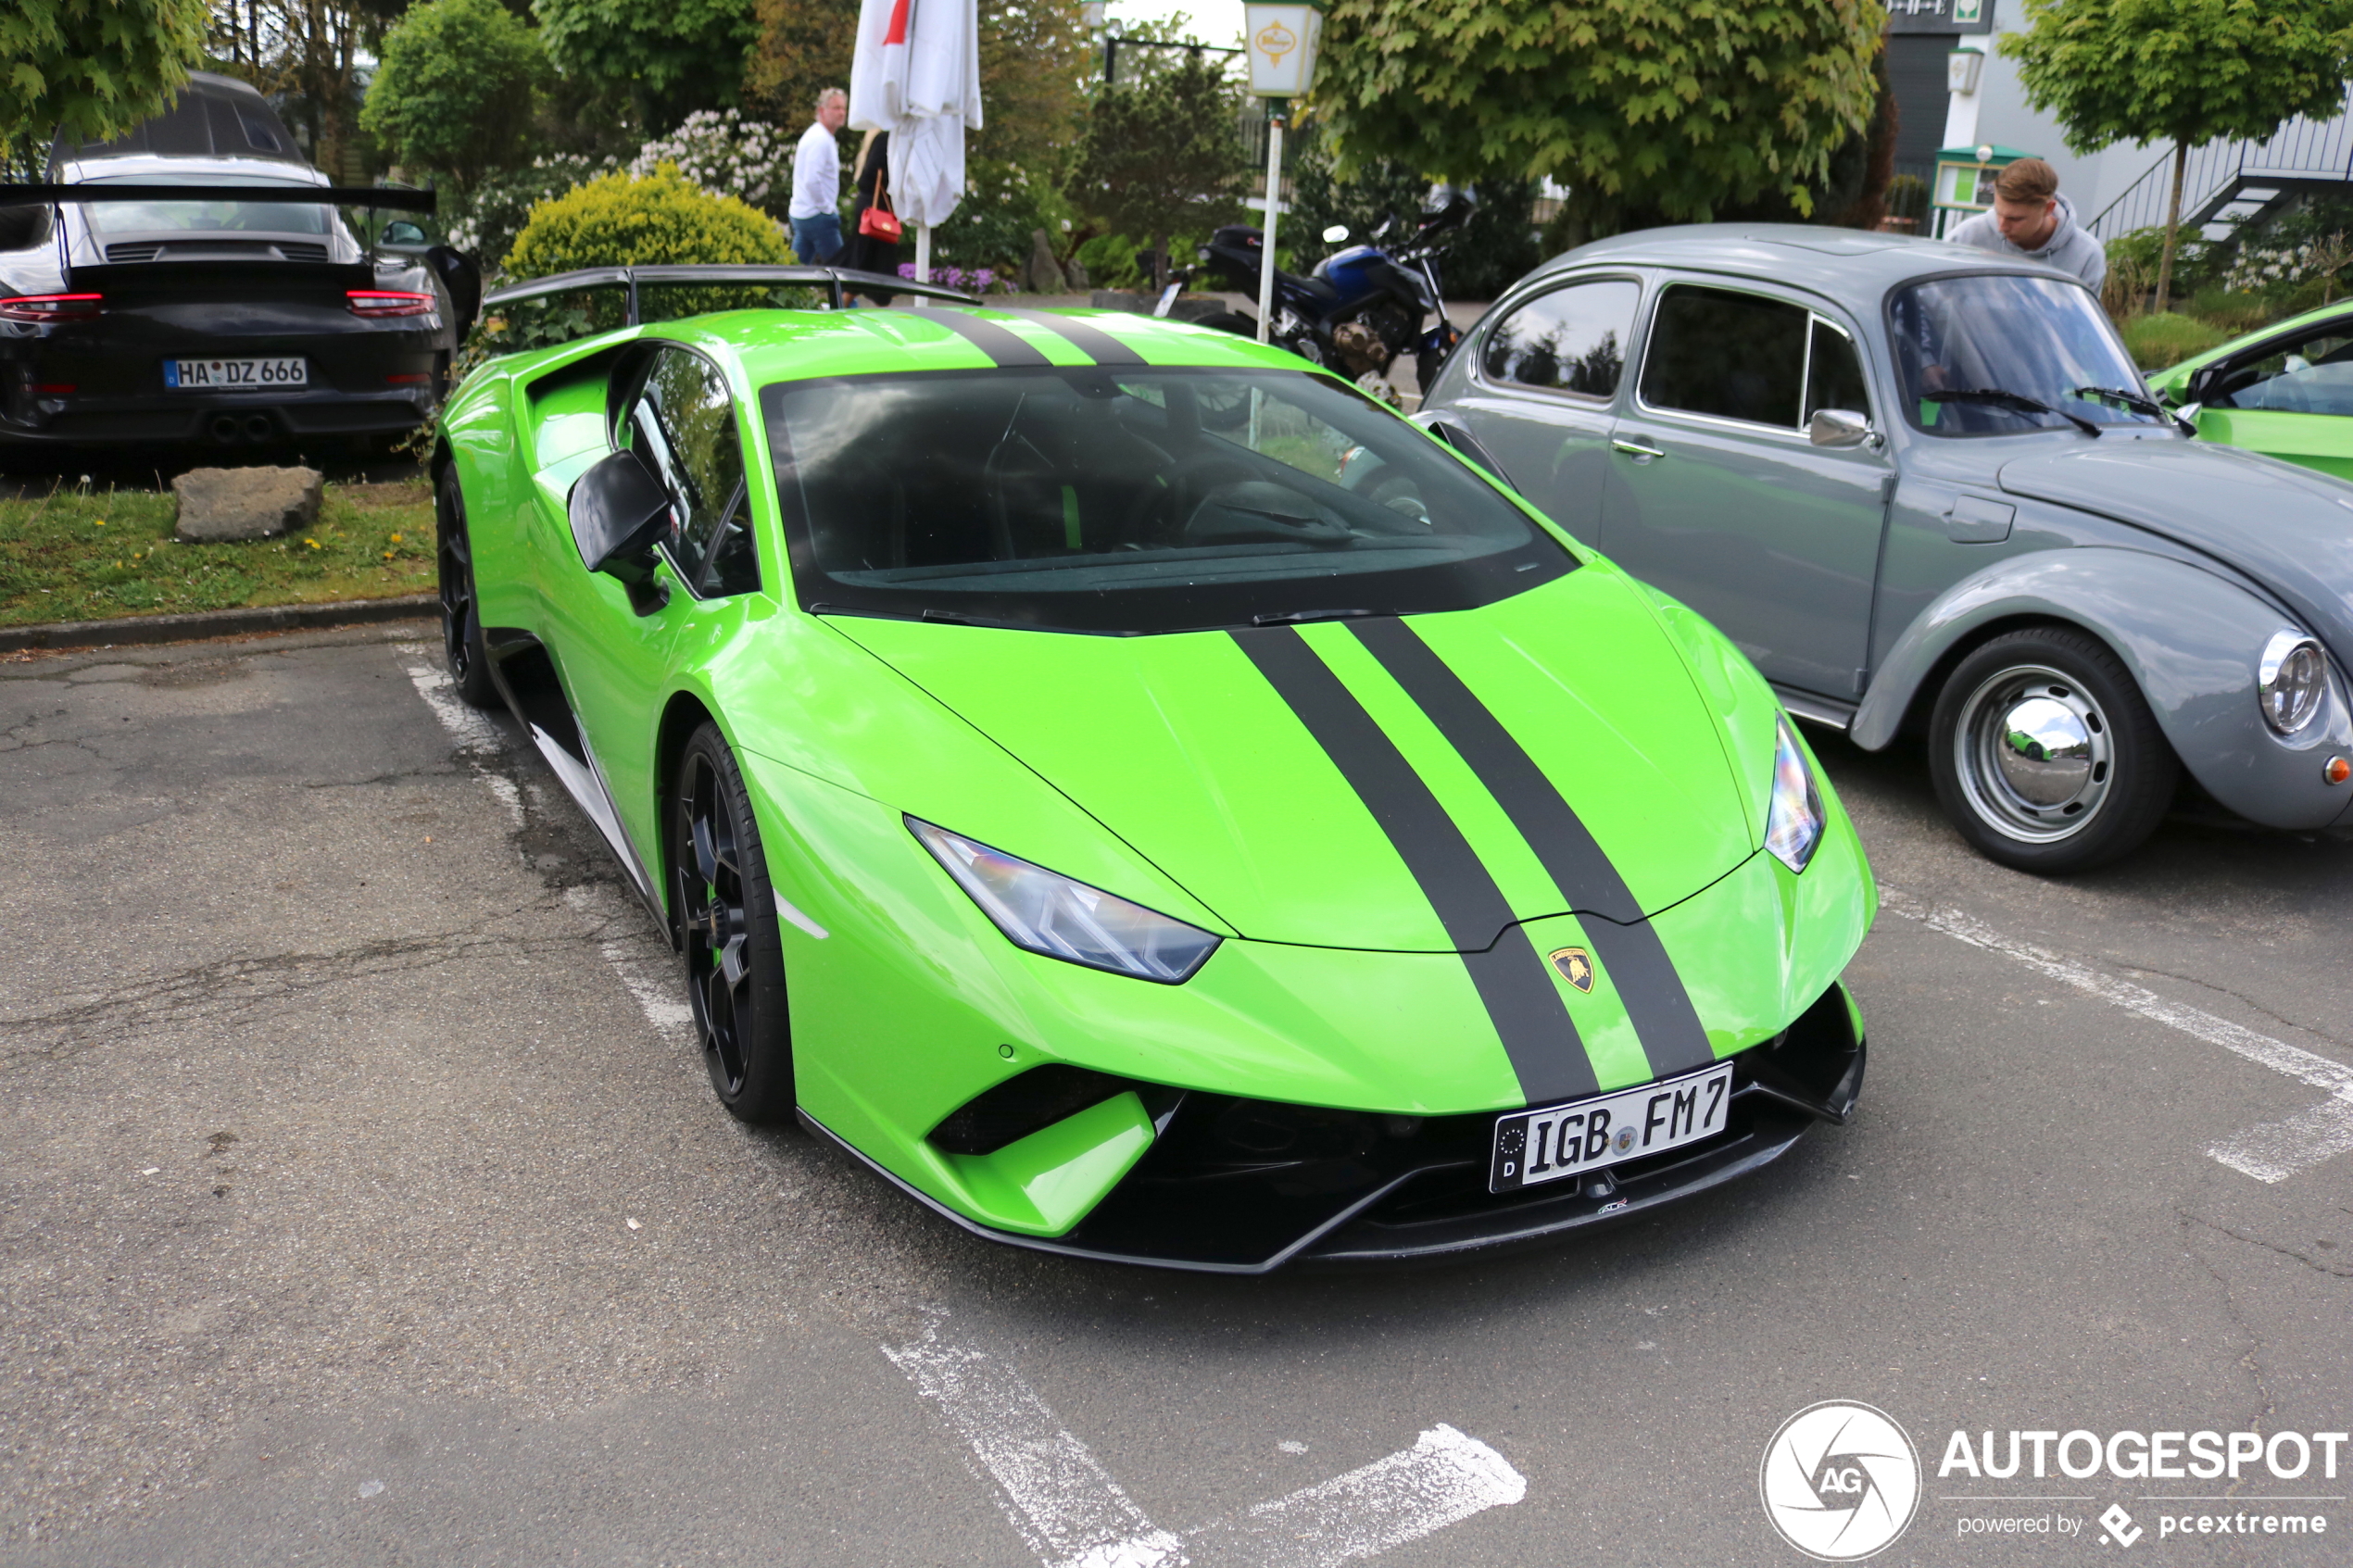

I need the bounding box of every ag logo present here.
[1549,947,1595,993]
[1759,1400,1920,1561]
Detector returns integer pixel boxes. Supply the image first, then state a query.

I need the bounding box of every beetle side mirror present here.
[1322,224,1350,245]
[569,448,673,613]
[1808,408,1878,449]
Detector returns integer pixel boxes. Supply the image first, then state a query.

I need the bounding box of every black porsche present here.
[0,71,476,457]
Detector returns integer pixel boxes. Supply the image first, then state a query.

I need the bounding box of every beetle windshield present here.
[760,367,1571,634]
[1888,274,2164,435]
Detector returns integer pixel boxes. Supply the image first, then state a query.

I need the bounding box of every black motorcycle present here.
[1194,194,1472,395]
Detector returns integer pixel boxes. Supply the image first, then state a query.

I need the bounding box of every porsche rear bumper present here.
[806,981,1865,1273]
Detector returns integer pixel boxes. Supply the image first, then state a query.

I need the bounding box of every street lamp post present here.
[1241,3,1321,345]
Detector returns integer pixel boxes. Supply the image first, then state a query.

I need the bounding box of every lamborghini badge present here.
[1550,947,1595,993]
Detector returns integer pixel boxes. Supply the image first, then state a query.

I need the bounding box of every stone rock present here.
[1064,258,1089,290]
[172,466,324,542]
[1023,229,1066,295]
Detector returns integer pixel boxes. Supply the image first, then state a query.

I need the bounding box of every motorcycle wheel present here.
[1416,347,1445,395]
[1192,311,1256,337]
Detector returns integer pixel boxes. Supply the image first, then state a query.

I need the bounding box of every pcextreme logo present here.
[1760,1400,1924,1561]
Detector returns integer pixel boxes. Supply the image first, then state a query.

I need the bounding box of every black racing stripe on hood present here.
[1351,616,1717,1078]
[1229,625,1599,1105]
[925,309,1052,367]
[994,309,1146,366]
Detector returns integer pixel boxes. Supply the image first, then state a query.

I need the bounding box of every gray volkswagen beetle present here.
[1417,225,2353,872]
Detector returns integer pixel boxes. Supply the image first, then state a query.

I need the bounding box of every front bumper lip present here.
[804,985,1866,1274]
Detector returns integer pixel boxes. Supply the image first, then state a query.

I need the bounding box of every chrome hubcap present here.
[1955,664,2113,843]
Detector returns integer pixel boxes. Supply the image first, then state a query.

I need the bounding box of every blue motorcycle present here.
[1194,193,1472,395]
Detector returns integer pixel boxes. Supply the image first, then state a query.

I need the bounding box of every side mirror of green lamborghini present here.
[569,449,673,613]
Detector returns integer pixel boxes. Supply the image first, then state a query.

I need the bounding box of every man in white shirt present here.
[790,88,849,264]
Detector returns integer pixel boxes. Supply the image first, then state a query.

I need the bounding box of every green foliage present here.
[447,153,618,271]
[503,166,790,278]
[2000,0,2353,157]
[928,159,1067,273]
[361,0,548,191]
[1074,55,1250,288]
[534,0,760,133]
[1444,178,1541,299]
[1076,232,1142,289]
[2120,310,2227,370]
[1285,133,1427,273]
[0,0,207,167]
[1311,0,1886,232]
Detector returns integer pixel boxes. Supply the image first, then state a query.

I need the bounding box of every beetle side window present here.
[1805,319,1871,420]
[622,348,761,596]
[1480,279,1640,397]
[1640,285,1806,428]
[2210,326,2353,415]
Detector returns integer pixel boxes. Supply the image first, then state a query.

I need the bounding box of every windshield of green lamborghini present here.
[759,368,1571,633]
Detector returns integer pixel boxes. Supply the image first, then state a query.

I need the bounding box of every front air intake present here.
[928,1064,1135,1156]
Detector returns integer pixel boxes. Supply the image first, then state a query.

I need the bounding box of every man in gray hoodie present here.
[1949,157,2107,292]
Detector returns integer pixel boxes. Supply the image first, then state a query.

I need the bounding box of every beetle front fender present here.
[1852,546,2353,831]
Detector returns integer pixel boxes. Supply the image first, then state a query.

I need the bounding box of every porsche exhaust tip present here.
[208,414,240,443]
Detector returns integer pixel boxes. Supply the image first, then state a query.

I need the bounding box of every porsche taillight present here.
[347,290,436,318]
[0,294,103,323]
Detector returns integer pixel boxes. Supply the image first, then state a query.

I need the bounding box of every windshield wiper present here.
[1252,608,1382,626]
[1924,387,2102,437]
[2073,384,2197,434]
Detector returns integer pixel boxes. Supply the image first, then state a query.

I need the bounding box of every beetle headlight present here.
[909,818,1220,983]
[2258,630,2328,735]
[1764,716,1826,873]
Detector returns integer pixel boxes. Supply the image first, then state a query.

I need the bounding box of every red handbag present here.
[859,188,903,245]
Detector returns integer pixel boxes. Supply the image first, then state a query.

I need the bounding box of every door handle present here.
[1612,437,1665,461]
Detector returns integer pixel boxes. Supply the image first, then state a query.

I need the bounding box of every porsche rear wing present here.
[0,182,436,210]
[482,264,976,324]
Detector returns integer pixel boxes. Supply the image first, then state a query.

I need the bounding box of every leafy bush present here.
[2185,287,2281,334]
[446,154,618,271]
[629,108,799,220]
[2120,311,2227,370]
[504,166,790,279]
[359,0,547,191]
[1076,232,1142,290]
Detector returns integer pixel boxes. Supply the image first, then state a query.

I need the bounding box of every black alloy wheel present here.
[1928,626,2179,874]
[434,466,497,708]
[674,722,795,1123]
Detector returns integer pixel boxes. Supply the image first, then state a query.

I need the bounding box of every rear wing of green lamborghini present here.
[478,263,976,355]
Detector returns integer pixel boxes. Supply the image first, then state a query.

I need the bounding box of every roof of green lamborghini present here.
[637,305,1307,384]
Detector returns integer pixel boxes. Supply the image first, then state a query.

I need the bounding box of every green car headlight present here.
[909,818,1221,983]
[1764,716,1826,873]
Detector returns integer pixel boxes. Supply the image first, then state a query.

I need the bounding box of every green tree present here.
[1,0,208,173]
[535,0,759,134]
[1310,0,1885,235]
[2001,0,2353,313]
[1073,54,1250,290]
[361,0,547,191]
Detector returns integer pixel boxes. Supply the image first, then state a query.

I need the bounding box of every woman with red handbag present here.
[839,131,900,305]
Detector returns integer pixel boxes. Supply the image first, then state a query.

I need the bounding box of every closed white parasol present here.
[849,0,981,303]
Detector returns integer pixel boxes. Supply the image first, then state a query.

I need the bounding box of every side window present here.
[2214,326,2353,415]
[1805,319,1871,420]
[1481,279,1641,397]
[622,348,761,596]
[1639,285,1807,429]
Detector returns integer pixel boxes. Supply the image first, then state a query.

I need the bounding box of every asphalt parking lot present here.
[1,621,2347,1566]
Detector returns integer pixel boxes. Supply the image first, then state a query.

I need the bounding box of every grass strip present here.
[0,480,437,630]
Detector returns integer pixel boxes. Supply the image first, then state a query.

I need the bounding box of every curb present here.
[0,594,437,654]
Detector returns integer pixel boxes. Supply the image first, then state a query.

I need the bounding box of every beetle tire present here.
[1928,626,2178,874]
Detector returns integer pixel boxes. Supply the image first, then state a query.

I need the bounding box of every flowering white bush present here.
[630,110,798,219]
[447,154,618,270]
[2224,235,2353,294]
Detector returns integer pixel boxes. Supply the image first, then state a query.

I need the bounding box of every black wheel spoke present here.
[673,727,792,1120]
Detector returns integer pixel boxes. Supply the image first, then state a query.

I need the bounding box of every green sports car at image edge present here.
[431,281,1875,1271]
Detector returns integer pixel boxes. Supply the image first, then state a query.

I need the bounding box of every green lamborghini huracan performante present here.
[433,280,1877,1272]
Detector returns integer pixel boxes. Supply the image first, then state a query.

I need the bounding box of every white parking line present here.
[885,1313,1525,1568]
[1880,887,2353,1182]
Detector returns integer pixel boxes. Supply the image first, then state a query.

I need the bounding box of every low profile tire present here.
[1928,627,2178,874]
[434,466,497,708]
[674,722,796,1123]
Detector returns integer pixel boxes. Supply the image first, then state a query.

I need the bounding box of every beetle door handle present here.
[1612,437,1665,461]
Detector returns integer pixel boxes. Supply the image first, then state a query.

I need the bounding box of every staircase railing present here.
[2086,91,2353,240]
